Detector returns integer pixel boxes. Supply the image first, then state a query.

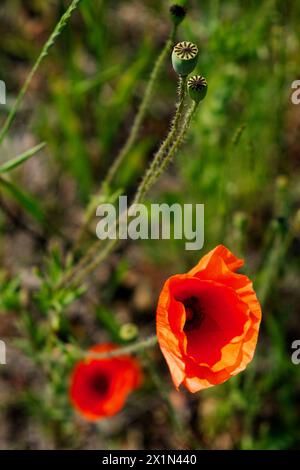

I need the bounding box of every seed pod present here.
[187,75,208,102]
[172,41,198,76]
[169,4,186,26]
[120,323,139,342]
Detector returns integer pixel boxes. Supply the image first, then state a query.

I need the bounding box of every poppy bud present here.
[187,75,208,102]
[172,41,198,76]
[169,4,186,26]
[120,323,139,341]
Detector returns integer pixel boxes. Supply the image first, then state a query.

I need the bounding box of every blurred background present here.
[0,0,300,450]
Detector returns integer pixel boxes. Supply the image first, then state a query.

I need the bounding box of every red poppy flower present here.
[70,344,142,420]
[156,245,262,392]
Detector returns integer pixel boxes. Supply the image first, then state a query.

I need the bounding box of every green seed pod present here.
[172,41,198,76]
[188,75,208,102]
[119,323,139,342]
[169,4,186,26]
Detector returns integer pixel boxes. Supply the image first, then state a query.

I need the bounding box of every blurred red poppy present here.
[70,344,142,421]
[156,245,262,392]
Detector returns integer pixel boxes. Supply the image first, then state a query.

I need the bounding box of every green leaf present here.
[0,176,45,224]
[0,142,46,174]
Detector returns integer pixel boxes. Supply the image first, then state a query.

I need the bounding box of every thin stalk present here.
[133,75,187,204]
[75,26,177,245]
[80,335,158,360]
[72,76,187,265]
[154,101,198,181]
[58,208,127,288]
[79,334,190,442]
[71,75,186,269]
[0,0,82,145]
[0,142,46,174]
[78,334,183,436]
[105,28,177,187]
[70,237,119,288]
[58,101,199,289]
[135,100,198,204]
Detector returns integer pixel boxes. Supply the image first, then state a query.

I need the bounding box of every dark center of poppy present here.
[90,373,110,397]
[183,296,204,332]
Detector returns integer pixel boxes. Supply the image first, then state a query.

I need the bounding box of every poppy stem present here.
[67,238,119,288]
[104,27,177,188]
[133,100,199,206]
[57,102,199,290]
[133,74,187,204]
[81,335,158,360]
[153,100,199,183]
[74,25,178,249]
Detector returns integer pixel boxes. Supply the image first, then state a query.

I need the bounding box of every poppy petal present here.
[156,245,262,393]
[70,343,142,420]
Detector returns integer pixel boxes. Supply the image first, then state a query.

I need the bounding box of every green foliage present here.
[35,248,85,315]
[0,176,45,225]
[0,143,45,174]
[0,0,300,451]
[0,275,20,312]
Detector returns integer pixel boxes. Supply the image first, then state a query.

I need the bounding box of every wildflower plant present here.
[0,0,255,431]
[1,0,299,452]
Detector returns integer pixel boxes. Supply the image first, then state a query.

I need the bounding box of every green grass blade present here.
[0,142,46,174]
[0,176,45,224]
[0,0,83,145]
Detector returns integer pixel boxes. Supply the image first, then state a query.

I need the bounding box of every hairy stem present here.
[81,335,158,360]
[73,75,186,254]
[154,101,198,181]
[0,0,82,145]
[133,75,187,205]
[104,29,176,187]
[59,102,199,289]
[75,26,177,246]
[70,238,119,287]
[65,82,189,286]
